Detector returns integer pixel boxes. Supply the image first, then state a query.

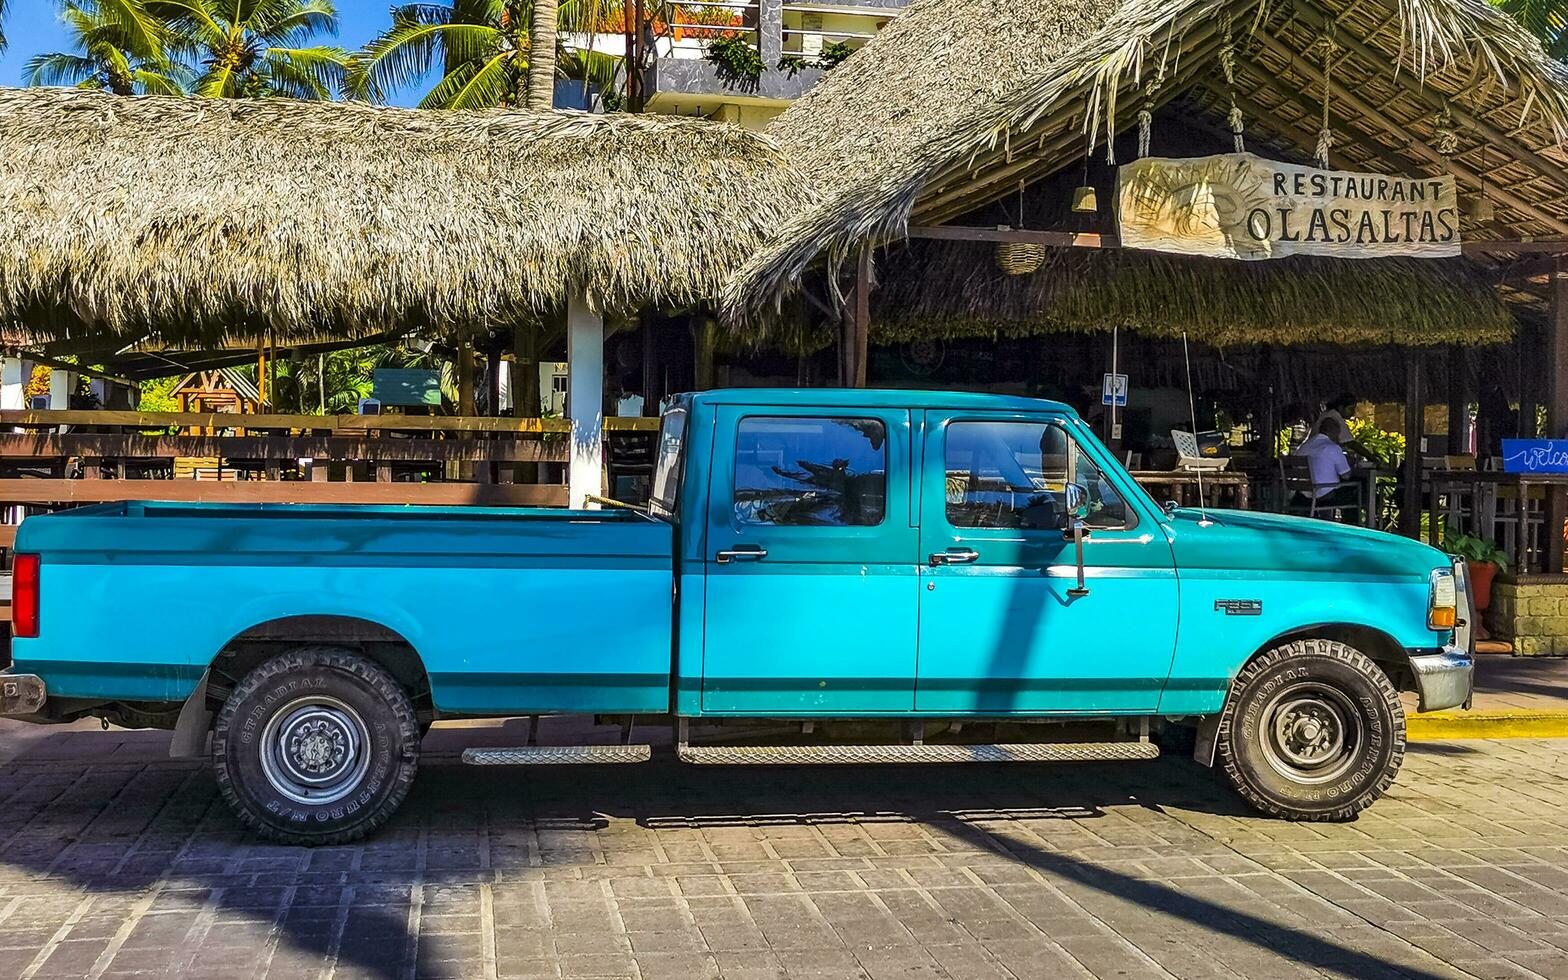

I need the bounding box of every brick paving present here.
[0,723,1563,979]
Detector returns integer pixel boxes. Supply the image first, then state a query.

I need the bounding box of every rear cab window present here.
[732,416,887,527]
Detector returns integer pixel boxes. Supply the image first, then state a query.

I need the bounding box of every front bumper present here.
[1410,647,1473,713]
[0,674,46,716]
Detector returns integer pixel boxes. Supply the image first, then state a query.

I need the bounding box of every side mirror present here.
[1064,482,1091,521]
[1163,499,1180,515]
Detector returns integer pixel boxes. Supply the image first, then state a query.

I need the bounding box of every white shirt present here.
[1299,433,1351,498]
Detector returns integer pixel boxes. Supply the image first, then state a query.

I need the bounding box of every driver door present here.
[915,411,1179,714]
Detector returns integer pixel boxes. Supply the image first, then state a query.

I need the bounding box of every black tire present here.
[1217,639,1404,821]
[212,647,420,845]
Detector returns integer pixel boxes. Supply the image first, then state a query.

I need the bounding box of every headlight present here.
[1429,568,1458,630]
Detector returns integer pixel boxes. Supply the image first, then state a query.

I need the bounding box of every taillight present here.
[12,554,39,639]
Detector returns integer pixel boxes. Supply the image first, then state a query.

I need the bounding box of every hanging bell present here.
[1072,185,1098,213]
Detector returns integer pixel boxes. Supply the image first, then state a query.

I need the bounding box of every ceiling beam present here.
[1288,0,1568,193]
[1251,28,1568,235]
[908,225,1119,248]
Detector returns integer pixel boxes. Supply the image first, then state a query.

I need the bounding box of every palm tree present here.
[0,0,10,55]
[526,0,555,109]
[350,0,619,111]
[1494,0,1568,58]
[145,0,351,99]
[25,1,185,96]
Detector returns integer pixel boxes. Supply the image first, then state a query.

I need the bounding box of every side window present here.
[945,420,1129,530]
[733,417,886,526]
[648,408,687,521]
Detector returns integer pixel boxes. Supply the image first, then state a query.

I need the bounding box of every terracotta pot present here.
[1468,560,1498,612]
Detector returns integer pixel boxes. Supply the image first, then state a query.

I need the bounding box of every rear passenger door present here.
[701,406,918,713]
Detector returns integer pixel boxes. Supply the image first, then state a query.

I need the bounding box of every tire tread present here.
[212,646,420,846]
[1217,639,1405,822]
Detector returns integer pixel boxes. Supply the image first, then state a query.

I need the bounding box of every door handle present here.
[715,546,767,564]
[929,548,980,566]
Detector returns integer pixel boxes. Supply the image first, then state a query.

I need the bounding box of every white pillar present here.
[1,358,32,410]
[49,369,74,409]
[567,290,604,510]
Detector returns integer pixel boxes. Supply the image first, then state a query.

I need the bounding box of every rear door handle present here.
[929,548,980,566]
[715,546,767,564]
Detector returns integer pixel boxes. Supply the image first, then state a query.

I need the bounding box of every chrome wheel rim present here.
[1258,683,1362,785]
[258,696,371,806]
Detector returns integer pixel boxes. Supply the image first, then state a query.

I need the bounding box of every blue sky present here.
[0,0,427,105]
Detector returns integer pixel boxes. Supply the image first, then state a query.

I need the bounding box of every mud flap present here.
[169,671,213,759]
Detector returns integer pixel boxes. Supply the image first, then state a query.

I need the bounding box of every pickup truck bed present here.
[16,501,674,713]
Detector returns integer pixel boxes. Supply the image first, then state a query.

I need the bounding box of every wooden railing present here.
[0,410,662,526]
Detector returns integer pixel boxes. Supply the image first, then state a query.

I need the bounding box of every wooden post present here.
[567,290,605,509]
[458,343,476,417]
[1447,345,1468,456]
[1547,255,1568,573]
[1400,355,1423,539]
[853,248,871,388]
[693,314,717,391]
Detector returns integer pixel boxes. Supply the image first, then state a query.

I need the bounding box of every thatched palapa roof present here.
[0,87,816,346]
[724,0,1568,340]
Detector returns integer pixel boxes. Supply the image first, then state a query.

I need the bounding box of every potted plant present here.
[1443,526,1508,633]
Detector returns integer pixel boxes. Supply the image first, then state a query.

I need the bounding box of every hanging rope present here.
[1315,26,1338,168]
[1434,103,1460,157]
[1136,61,1165,159]
[1220,15,1246,153]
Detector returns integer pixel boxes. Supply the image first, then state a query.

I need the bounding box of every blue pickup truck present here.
[2,389,1472,843]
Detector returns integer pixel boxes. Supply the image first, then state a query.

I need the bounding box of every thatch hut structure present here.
[0,86,816,347]
[725,0,1568,315]
[713,0,1568,563]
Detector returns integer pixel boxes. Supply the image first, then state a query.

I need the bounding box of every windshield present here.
[648,408,687,520]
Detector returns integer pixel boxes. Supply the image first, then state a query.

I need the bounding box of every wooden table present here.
[1129,470,1251,510]
[1425,470,1568,574]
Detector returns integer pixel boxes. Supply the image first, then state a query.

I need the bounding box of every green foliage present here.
[1347,416,1405,464]
[706,35,761,91]
[267,343,459,414]
[145,0,351,99]
[1442,523,1509,565]
[26,0,187,96]
[1493,0,1568,58]
[349,0,622,110]
[778,40,854,78]
[137,374,181,412]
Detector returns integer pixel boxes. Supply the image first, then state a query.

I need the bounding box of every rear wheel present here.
[213,647,420,845]
[1217,639,1404,821]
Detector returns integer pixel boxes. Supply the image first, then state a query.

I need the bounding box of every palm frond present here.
[261,45,351,99]
[420,49,512,109]
[355,19,500,102]
[251,0,338,47]
[24,52,100,88]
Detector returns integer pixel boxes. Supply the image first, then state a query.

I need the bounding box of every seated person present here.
[1297,423,1359,511]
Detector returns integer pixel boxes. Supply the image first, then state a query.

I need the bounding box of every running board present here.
[675,742,1160,765]
[462,745,652,765]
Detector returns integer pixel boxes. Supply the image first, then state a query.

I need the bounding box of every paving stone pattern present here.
[0,729,1564,979]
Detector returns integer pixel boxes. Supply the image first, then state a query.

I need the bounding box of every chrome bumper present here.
[0,674,46,716]
[1410,647,1473,713]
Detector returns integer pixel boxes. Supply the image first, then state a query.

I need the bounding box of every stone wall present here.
[1488,575,1568,656]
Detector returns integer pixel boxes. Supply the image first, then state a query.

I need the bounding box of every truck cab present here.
[1,389,1473,844]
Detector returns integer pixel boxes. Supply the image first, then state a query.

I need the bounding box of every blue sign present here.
[372,369,441,407]
[1502,439,1568,474]
[1101,373,1128,407]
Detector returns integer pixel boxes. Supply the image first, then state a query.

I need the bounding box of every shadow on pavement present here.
[0,730,1443,979]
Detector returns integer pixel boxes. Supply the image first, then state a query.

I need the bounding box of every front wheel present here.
[1217,639,1404,821]
[213,647,421,845]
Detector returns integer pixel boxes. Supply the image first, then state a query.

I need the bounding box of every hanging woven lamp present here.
[995,180,1045,275]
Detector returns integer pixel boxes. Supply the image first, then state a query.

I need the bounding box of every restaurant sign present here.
[1118,152,1460,261]
[1502,439,1568,475]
